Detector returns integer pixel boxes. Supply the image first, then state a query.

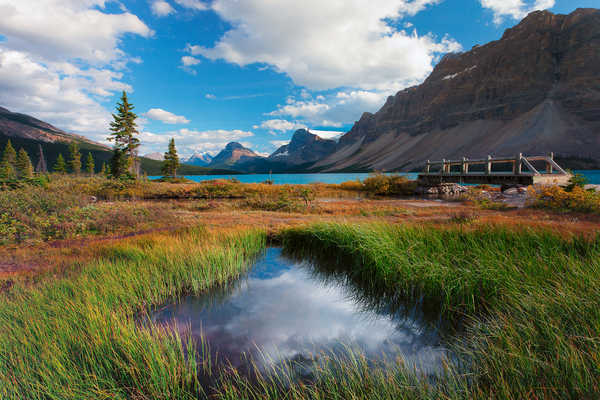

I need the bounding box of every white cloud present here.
[140,128,254,156]
[205,94,217,100]
[173,0,209,10]
[269,89,392,127]
[480,0,555,24]
[181,55,201,66]
[0,0,152,64]
[145,108,190,124]
[254,119,307,134]
[188,0,460,91]
[151,0,175,17]
[0,1,152,142]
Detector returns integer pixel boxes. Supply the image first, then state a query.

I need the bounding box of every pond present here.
[150,248,452,382]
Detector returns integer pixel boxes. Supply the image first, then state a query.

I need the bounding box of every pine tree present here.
[100,162,107,176]
[162,138,180,178]
[54,153,67,174]
[110,148,129,179]
[85,153,95,175]
[68,142,81,174]
[16,148,33,179]
[108,91,140,178]
[0,140,17,179]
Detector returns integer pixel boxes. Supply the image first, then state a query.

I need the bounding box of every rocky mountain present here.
[269,129,336,166]
[184,152,213,166]
[0,107,109,149]
[143,152,164,161]
[315,8,600,172]
[209,142,264,168]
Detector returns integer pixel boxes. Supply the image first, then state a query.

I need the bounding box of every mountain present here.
[0,107,235,176]
[209,142,264,168]
[315,8,600,172]
[269,129,336,166]
[184,152,213,166]
[143,152,164,161]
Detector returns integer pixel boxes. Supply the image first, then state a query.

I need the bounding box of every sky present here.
[0,0,596,158]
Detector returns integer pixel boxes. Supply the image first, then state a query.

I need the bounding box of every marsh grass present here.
[0,227,266,399]
[281,223,600,398]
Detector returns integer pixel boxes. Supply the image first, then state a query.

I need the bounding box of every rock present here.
[585,184,600,192]
[416,183,467,196]
[315,8,600,172]
[269,129,337,166]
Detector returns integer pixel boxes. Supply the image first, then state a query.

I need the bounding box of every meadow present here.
[0,175,599,399]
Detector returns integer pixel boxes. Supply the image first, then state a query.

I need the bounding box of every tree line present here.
[0,91,183,181]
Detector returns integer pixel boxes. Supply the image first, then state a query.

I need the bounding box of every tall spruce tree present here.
[68,142,81,174]
[54,153,67,174]
[100,162,107,176]
[16,148,33,179]
[162,138,180,178]
[85,153,95,175]
[108,91,140,178]
[1,140,17,179]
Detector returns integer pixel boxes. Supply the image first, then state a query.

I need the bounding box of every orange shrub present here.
[529,185,600,214]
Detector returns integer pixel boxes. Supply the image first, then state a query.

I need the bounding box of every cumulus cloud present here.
[205,94,217,100]
[145,108,190,124]
[254,119,307,134]
[0,1,152,142]
[269,89,392,127]
[0,0,152,64]
[140,128,254,155]
[480,0,555,23]
[188,0,460,91]
[151,0,175,17]
[181,56,201,66]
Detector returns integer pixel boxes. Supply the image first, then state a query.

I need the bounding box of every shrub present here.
[363,173,417,196]
[530,184,600,213]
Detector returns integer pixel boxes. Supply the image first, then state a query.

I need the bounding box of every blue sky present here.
[0,0,596,157]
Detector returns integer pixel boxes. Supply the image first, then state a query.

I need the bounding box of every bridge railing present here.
[422,153,568,176]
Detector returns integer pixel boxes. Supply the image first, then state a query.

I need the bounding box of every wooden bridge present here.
[418,153,572,186]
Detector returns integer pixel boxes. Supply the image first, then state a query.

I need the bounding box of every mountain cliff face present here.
[316,8,600,171]
[209,142,264,168]
[269,129,336,166]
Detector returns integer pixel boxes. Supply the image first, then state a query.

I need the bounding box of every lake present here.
[150,170,600,185]
[150,248,450,381]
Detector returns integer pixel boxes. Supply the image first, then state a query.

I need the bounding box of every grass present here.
[279,223,600,399]
[0,227,266,399]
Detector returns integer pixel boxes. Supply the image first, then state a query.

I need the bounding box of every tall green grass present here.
[280,223,600,399]
[0,227,266,399]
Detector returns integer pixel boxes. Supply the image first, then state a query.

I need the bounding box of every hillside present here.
[0,108,234,176]
[315,8,600,172]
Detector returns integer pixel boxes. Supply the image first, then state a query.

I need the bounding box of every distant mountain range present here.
[184,152,213,166]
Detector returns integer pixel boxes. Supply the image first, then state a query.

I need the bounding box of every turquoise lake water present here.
[150,170,600,185]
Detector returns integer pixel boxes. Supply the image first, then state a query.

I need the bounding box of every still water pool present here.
[151,248,450,379]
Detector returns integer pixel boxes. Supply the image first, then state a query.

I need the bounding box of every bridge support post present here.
[546,152,554,174]
[515,153,522,175]
[442,159,447,175]
[486,155,492,175]
[425,160,430,174]
[462,157,469,174]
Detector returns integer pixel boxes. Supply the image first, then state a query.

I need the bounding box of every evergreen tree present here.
[108,91,140,178]
[85,153,95,175]
[100,162,107,176]
[16,148,33,179]
[110,148,129,179]
[0,140,17,179]
[54,153,67,174]
[68,142,81,174]
[162,138,180,178]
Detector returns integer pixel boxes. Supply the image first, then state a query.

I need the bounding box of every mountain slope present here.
[316,8,600,172]
[269,129,336,166]
[0,108,234,175]
[209,142,264,168]
[184,152,213,167]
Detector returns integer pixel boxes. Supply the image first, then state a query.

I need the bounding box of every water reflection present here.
[151,248,450,377]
